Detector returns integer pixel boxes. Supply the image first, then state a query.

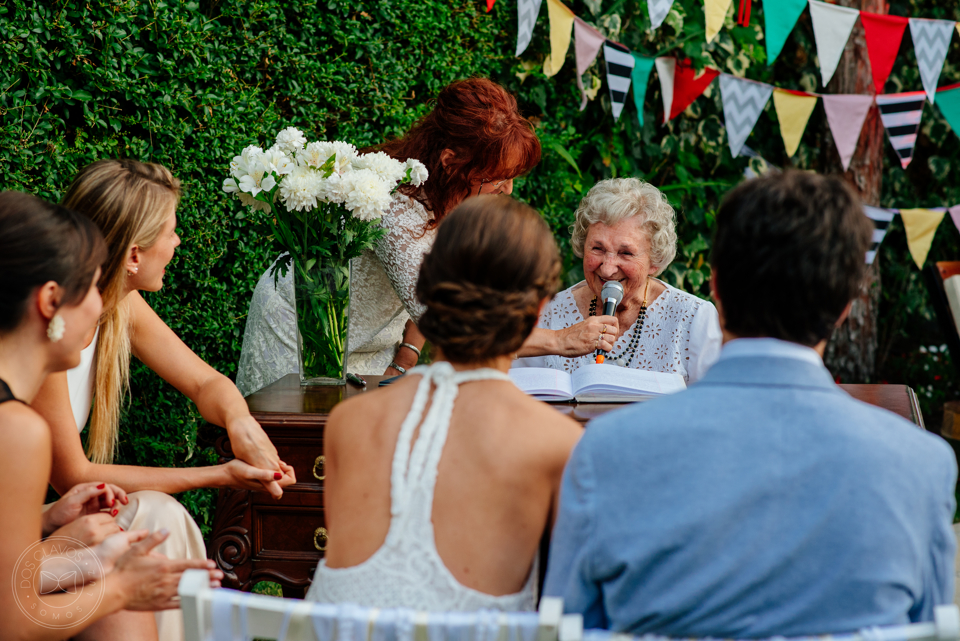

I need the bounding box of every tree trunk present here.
[821,0,886,383]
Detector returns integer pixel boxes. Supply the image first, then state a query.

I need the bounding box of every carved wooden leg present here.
[207,487,253,591]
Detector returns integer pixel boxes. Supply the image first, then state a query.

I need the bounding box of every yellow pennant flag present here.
[543,0,575,78]
[773,89,818,157]
[705,0,733,43]
[899,208,945,269]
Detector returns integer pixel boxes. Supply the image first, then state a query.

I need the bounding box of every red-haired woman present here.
[236,78,541,394]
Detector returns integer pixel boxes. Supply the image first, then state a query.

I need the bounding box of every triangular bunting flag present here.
[876,91,925,169]
[705,0,733,43]
[949,204,960,235]
[936,82,960,138]
[773,89,818,157]
[822,95,874,171]
[487,0,496,11]
[664,60,720,122]
[603,41,635,121]
[574,18,605,110]
[864,206,895,264]
[543,0,575,77]
[648,0,675,29]
[899,208,945,268]
[655,57,676,122]
[908,18,955,104]
[516,0,544,56]
[861,12,909,94]
[631,54,656,127]
[808,0,860,88]
[719,74,773,157]
[763,0,809,64]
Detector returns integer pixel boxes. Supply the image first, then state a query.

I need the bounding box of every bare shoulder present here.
[0,402,51,459]
[497,384,582,460]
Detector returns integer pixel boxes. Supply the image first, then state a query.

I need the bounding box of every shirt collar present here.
[718,337,825,368]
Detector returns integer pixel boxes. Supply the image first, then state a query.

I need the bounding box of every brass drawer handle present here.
[313,526,328,552]
[313,455,325,481]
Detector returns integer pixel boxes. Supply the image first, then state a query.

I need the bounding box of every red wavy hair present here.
[378,77,541,228]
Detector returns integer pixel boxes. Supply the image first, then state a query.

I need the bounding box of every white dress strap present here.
[388,363,511,525]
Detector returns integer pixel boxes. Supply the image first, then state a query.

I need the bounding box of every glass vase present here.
[293,260,350,386]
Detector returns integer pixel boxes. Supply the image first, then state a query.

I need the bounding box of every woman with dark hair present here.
[236,77,542,394]
[0,191,221,641]
[305,195,581,609]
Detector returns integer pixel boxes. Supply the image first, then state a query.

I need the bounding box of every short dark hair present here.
[711,171,873,346]
[416,195,561,363]
[0,191,107,332]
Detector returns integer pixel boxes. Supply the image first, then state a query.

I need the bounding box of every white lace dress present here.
[236,195,435,396]
[306,362,538,611]
[514,280,723,383]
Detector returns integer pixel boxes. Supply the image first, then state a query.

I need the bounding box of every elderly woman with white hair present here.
[515,178,722,383]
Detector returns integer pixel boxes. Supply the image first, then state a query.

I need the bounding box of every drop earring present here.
[47,314,65,342]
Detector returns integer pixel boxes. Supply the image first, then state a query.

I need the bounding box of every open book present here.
[509,364,686,402]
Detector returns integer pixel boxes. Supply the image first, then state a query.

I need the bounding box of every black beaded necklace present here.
[589,278,649,368]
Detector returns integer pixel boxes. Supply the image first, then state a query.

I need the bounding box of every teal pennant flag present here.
[938,82,960,139]
[763,0,808,64]
[631,53,656,128]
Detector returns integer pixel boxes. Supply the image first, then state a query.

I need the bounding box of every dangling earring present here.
[47,314,65,342]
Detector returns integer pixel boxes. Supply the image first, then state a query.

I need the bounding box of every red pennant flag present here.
[486,0,495,11]
[668,59,720,121]
[860,12,909,94]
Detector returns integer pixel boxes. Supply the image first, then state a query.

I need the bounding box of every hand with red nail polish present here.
[41,481,129,537]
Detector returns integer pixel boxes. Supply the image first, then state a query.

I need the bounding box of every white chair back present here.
[178,569,584,641]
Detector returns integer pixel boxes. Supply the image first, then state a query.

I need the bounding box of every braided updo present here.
[416,195,561,363]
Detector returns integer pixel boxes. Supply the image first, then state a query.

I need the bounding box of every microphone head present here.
[600,280,624,305]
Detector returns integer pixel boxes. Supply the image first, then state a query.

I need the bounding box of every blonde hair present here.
[570,178,677,275]
[62,160,181,464]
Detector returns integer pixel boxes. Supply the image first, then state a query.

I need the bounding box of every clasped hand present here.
[556,315,620,356]
[225,415,297,498]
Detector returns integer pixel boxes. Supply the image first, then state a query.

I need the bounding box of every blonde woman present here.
[31,159,295,641]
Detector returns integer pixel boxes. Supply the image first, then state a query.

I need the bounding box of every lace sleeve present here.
[371,196,435,322]
[686,300,723,384]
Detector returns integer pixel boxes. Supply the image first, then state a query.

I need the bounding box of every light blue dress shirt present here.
[544,338,957,638]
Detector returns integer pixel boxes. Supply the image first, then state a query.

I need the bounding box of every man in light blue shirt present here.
[543,172,957,637]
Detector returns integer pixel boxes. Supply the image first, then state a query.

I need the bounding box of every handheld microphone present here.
[595,280,624,364]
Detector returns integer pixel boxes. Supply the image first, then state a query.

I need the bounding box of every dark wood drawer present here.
[272,437,325,489]
[253,504,327,561]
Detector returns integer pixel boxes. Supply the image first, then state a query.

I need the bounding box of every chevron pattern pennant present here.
[648,0,675,29]
[604,41,635,121]
[516,0,544,56]
[876,91,925,169]
[863,206,895,265]
[909,18,956,103]
[719,74,773,157]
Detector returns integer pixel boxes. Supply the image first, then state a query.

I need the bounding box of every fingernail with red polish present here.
[119,527,124,531]
[111,508,118,516]
[110,499,115,507]
[96,483,105,489]
[274,472,282,480]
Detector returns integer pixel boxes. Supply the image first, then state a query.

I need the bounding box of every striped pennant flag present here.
[864,205,895,264]
[603,41,635,121]
[875,91,925,169]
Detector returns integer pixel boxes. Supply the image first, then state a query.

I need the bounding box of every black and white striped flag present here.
[864,205,895,264]
[875,91,925,169]
[603,41,635,121]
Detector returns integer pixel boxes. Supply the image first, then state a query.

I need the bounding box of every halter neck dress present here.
[306,362,538,611]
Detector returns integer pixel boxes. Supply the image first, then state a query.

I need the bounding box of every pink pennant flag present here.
[950,204,960,234]
[574,18,605,111]
[822,95,874,171]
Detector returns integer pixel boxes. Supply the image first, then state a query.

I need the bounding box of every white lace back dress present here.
[514,280,722,383]
[306,362,538,611]
[236,195,435,396]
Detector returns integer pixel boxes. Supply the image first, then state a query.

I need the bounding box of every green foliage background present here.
[2,0,959,532]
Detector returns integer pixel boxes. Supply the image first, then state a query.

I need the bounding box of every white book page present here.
[508,367,574,401]
[571,364,686,398]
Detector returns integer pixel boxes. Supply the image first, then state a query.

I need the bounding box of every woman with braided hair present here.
[305,195,582,610]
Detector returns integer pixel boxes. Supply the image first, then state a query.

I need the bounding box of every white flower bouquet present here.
[223,126,428,384]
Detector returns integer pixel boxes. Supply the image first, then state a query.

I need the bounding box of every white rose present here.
[274,127,308,155]
[405,158,429,187]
